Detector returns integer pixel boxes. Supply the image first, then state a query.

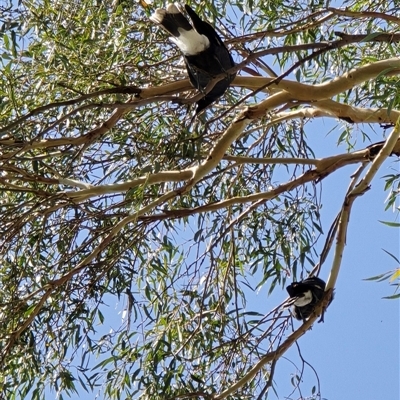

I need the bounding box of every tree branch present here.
[326,117,400,290]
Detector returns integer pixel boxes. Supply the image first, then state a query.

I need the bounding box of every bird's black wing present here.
[287,276,326,297]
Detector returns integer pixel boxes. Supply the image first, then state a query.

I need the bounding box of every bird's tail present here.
[150,3,209,55]
[150,3,192,37]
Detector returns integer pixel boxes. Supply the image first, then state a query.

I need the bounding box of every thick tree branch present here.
[326,118,400,290]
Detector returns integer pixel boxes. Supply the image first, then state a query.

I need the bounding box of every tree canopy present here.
[0,0,399,399]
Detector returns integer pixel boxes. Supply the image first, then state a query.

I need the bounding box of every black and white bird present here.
[286,277,327,320]
[150,3,236,114]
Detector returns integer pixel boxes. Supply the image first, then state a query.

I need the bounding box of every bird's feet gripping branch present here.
[150,3,236,115]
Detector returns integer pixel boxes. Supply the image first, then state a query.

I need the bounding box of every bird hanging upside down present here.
[286,276,333,320]
[150,3,236,115]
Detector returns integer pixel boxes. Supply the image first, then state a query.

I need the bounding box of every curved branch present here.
[213,290,334,399]
[66,170,193,201]
[272,99,400,125]
[327,7,400,24]
[238,58,400,119]
[0,81,190,135]
[140,146,377,221]
[326,118,400,290]
[223,155,320,166]
[2,59,399,159]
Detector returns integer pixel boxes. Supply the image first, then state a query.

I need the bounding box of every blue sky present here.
[313,125,399,400]
[256,118,400,400]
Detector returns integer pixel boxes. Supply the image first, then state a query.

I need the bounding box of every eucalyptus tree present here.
[0,1,399,399]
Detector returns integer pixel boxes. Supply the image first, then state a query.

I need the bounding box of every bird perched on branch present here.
[286,276,329,320]
[150,3,236,115]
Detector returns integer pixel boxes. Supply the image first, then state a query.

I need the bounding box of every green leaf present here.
[382,293,400,300]
[98,309,104,324]
[382,248,400,264]
[378,220,400,227]
[363,272,391,281]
